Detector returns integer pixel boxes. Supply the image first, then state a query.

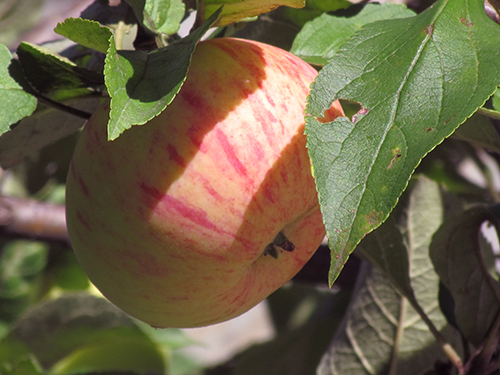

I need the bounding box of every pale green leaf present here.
[127,0,185,36]
[493,87,500,111]
[0,45,37,136]
[292,3,415,66]
[54,18,113,54]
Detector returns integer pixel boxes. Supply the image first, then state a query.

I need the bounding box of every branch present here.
[0,195,70,246]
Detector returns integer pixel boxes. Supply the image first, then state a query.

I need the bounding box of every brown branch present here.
[0,195,70,246]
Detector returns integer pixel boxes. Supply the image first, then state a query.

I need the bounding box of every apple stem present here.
[273,231,295,252]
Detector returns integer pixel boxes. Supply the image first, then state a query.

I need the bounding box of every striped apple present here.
[65,38,344,328]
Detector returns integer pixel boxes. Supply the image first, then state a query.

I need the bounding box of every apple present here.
[65,37,344,328]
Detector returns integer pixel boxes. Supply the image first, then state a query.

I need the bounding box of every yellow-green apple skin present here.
[65,38,344,328]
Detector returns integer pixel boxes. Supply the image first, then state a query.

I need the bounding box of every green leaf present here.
[204,0,305,26]
[0,357,44,375]
[126,0,185,36]
[305,0,351,13]
[273,0,350,29]
[0,45,37,136]
[1,294,167,372]
[51,252,91,292]
[232,317,339,375]
[16,42,104,94]
[452,112,500,154]
[54,18,113,54]
[0,241,48,300]
[50,341,166,375]
[319,177,457,374]
[292,3,415,66]
[355,215,412,296]
[317,265,457,375]
[0,95,101,169]
[306,0,500,286]
[104,7,222,140]
[354,175,445,300]
[430,206,500,346]
[493,87,500,111]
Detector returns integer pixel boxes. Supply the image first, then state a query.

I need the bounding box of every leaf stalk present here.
[408,294,464,374]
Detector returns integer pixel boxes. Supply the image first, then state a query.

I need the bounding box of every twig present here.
[192,0,206,32]
[0,195,70,246]
[36,95,92,120]
[408,297,465,374]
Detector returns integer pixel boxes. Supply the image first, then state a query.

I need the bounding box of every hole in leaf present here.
[339,99,361,121]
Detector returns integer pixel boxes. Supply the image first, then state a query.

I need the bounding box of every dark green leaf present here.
[54,18,113,54]
[306,0,500,286]
[430,206,500,346]
[274,0,350,29]
[104,7,222,140]
[234,319,338,375]
[292,3,415,66]
[452,112,500,154]
[0,45,37,136]
[16,42,104,94]
[305,0,351,13]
